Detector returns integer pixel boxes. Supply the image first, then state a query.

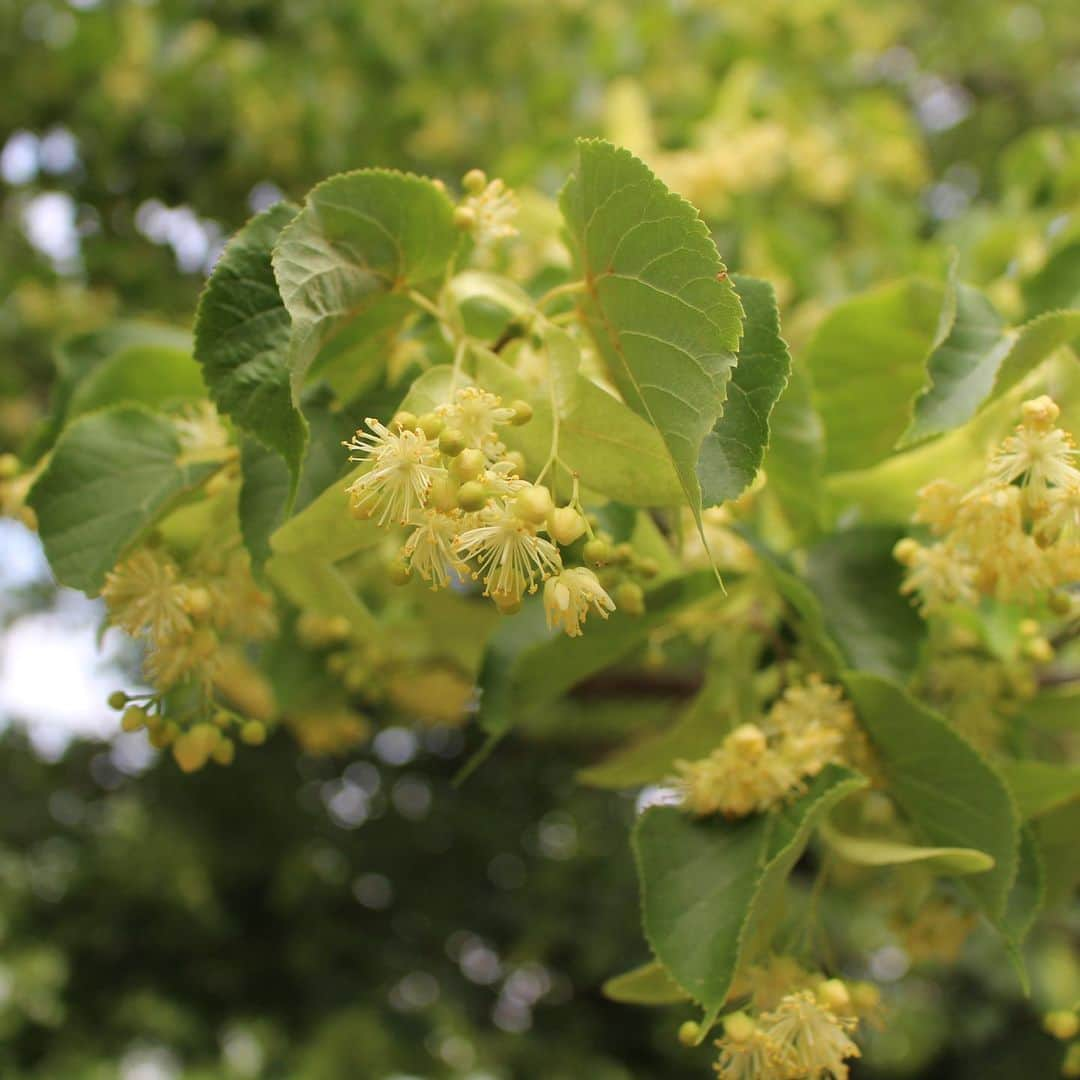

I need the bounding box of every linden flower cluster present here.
[102,544,277,771]
[713,976,871,1080]
[454,168,519,252]
[345,385,617,635]
[675,676,861,819]
[895,396,1080,613]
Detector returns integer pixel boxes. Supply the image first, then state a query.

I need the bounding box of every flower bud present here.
[462,168,487,194]
[723,1012,756,1043]
[817,978,852,1013]
[583,537,612,568]
[514,484,554,524]
[509,399,534,425]
[240,720,267,746]
[1044,1010,1080,1041]
[417,412,444,439]
[108,690,130,711]
[615,581,645,616]
[391,411,418,432]
[439,428,468,457]
[211,737,236,766]
[548,506,587,546]
[612,542,634,565]
[1024,637,1054,664]
[677,1020,701,1047]
[892,537,920,565]
[0,453,19,479]
[457,480,489,512]
[120,704,147,732]
[636,556,660,579]
[172,733,209,773]
[181,585,213,618]
[453,205,478,230]
[452,448,486,481]
[388,559,412,586]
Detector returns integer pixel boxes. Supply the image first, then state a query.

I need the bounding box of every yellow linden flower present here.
[437,386,516,454]
[713,1013,789,1080]
[459,177,519,250]
[543,567,616,637]
[675,724,801,819]
[173,401,231,463]
[913,478,963,535]
[402,508,467,590]
[896,539,977,612]
[345,418,444,526]
[456,499,562,601]
[759,990,861,1080]
[988,395,1080,510]
[102,548,192,644]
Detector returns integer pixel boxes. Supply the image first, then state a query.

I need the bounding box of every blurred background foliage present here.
[1,0,1079,1076]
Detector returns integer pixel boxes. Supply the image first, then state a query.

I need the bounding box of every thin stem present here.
[535,331,563,485]
[408,289,444,322]
[449,338,468,394]
[536,279,587,310]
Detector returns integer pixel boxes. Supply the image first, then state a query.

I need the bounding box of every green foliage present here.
[27,405,221,593]
[561,139,744,522]
[194,202,307,492]
[633,766,865,1020]
[272,169,458,398]
[842,674,1019,922]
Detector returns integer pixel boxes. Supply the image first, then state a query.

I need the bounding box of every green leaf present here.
[435,350,683,507]
[697,274,791,505]
[561,139,743,527]
[902,283,1080,446]
[819,819,995,874]
[762,360,827,539]
[238,394,352,570]
[1003,826,1045,963]
[28,322,193,458]
[803,526,926,680]
[752,544,845,676]
[997,760,1080,820]
[842,673,1019,921]
[1033,801,1080,910]
[602,962,691,1006]
[272,169,457,400]
[805,278,942,472]
[194,201,308,492]
[27,406,220,594]
[633,765,866,1016]
[479,571,716,736]
[65,344,203,420]
[1022,240,1080,317]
